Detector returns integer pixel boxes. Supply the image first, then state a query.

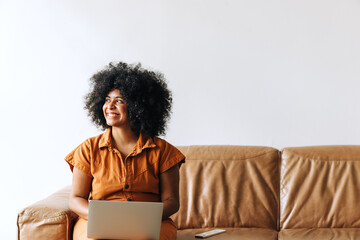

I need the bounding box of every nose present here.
[108,100,116,109]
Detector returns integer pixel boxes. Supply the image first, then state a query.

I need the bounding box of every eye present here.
[116,99,124,103]
[105,99,110,103]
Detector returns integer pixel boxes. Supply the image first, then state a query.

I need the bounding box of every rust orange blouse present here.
[65,128,185,202]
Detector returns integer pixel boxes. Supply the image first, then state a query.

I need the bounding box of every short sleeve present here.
[159,141,186,174]
[64,139,92,177]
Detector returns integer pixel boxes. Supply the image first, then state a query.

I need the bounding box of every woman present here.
[65,62,185,240]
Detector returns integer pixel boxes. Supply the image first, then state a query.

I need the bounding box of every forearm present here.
[160,164,180,220]
[162,197,179,220]
[69,196,89,220]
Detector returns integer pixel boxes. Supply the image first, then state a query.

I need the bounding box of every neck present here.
[111,126,138,149]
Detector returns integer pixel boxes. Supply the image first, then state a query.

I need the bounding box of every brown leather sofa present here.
[17,145,360,240]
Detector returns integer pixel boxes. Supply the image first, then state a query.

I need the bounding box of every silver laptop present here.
[87,200,163,240]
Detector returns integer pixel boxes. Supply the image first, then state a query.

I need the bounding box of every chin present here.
[105,121,116,126]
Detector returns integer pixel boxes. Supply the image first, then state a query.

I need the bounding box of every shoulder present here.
[86,131,108,147]
[152,137,185,162]
[152,136,176,151]
[78,131,109,150]
[65,130,109,160]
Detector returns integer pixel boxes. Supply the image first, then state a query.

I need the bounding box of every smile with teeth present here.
[108,113,120,117]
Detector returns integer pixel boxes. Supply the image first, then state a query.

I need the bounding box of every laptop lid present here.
[87,200,163,240]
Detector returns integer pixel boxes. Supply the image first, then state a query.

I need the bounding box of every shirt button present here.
[125,184,129,189]
[127,198,132,201]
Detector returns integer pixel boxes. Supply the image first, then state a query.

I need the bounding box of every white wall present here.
[1,0,360,238]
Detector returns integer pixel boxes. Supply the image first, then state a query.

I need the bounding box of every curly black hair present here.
[84,62,172,137]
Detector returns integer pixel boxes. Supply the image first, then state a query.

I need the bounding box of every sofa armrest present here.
[17,186,78,240]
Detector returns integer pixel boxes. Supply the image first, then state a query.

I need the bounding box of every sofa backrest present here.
[172,145,280,230]
[280,146,360,229]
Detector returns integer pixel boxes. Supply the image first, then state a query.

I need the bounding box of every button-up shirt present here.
[65,128,185,202]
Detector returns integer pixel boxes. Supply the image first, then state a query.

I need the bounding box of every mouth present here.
[107,113,120,117]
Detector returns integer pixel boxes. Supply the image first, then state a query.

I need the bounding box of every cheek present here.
[121,106,128,116]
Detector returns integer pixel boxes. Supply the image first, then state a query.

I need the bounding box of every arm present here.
[160,164,180,220]
[69,167,92,220]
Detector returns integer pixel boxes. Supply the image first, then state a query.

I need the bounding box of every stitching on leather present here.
[16,214,20,240]
[184,149,279,161]
[19,211,68,219]
[285,149,360,162]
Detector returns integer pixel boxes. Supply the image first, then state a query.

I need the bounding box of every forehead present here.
[106,89,123,97]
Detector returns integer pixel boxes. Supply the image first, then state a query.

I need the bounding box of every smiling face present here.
[102,89,129,128]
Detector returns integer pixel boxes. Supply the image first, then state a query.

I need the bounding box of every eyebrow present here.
[105,96,124,99]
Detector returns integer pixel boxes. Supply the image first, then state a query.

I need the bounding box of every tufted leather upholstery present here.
[173,146,280,239]
[17,145,360,239]
[279,146,360,239]
[17,186,77,240]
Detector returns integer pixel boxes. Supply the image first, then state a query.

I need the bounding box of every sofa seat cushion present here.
[279,228,360,239]
[177,228,277,240]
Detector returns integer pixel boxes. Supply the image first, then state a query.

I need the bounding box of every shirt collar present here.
[99,128,112,149]
[131,132,157,156]
[99,128,157,156]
